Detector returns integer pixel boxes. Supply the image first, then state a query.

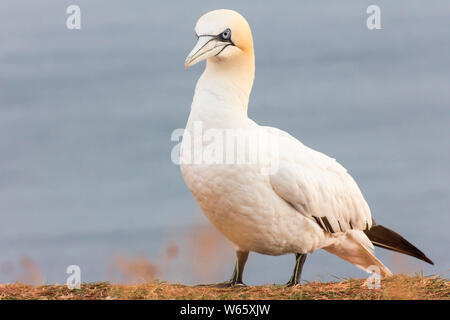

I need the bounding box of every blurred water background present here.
[0,0,449,285]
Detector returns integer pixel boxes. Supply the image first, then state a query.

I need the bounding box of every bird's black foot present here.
[197,250,249,289]
[285,279,301,287]
[197,280,247,288]
[214,280,247,288]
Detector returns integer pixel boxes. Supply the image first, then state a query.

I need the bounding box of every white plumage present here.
[180,9,431,285]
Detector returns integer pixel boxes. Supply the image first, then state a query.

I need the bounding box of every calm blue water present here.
[1,1,449,285]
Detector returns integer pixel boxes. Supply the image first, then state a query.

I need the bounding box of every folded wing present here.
[266,126,373,234]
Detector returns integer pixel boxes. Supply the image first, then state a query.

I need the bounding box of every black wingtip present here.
[423,256,434,266]
[364,225,434,266]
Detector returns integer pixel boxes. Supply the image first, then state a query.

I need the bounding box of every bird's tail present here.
[324,230,393,278]
[364,224,434,265]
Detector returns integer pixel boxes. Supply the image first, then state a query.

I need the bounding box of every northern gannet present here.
[180,9,433,286]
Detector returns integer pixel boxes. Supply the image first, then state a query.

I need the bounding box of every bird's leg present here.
[212,250,249,288]
[229,250,249,285]
[286,253,307,287]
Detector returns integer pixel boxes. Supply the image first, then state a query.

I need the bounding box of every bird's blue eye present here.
[221,29,231,40]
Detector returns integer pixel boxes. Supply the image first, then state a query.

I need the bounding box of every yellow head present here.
[184,9,254,70]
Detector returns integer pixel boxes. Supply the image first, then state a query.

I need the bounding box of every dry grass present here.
[0,275,448,300]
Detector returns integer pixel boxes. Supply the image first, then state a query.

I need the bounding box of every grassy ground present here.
[0,275,448,300]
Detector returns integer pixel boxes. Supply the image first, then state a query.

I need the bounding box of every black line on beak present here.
[198,32,235,47]
[215,44,231,56]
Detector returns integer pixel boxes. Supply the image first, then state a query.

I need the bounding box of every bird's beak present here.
[184,36,226,70]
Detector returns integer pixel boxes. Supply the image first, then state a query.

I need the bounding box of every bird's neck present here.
[191,51,255,125]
